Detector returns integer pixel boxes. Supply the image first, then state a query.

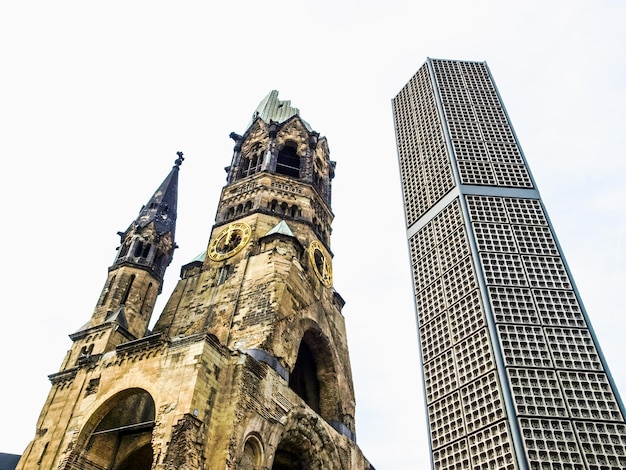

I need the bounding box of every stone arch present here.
[289,324,342,424]
[71,388,156,470]
[239,432,264,470]
[270,408,341,470]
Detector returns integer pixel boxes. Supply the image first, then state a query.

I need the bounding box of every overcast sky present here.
[1,2,625,468]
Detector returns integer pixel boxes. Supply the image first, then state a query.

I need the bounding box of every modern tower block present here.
[392,58,626,470]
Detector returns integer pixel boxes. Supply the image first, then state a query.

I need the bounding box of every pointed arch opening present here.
[71,389,156,470]
[276,141,300,178]
[239,433,264,470]
[290,341,321,414]
[289,329,340,423]
[270,411,341,470]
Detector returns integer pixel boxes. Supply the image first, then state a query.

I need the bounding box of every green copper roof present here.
[191,251,206,262]
[252,90,312,130]
[266,220,295,238]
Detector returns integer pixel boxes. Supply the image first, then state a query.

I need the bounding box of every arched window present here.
[240,434,263,470]
[244,201,253,213]
[270,412,340,470]
[74,389,156,470]
[270,200,278,212]
[288,329,342,425]
[290,341,321,414]
[276,141,300,178]
[238,143,264,180]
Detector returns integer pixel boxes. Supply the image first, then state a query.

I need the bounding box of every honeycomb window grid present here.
[466,195,509,224]
[468,420,518,470]
[480,252,528,287]
[448,290,486,345]
[532,289,587,328]
[433,438,471,470]
[428,391,466,450]
[420,311,452,364]
[522,255,572,290]
[473,222,517,253]
[507,368,568,418]
[545,327,603,372]
[487,286,540,325]
[461,371,506,434]
[423,347,458,404]
[497,324,553,369]
[454,327,496,387]
[519,418,584,469]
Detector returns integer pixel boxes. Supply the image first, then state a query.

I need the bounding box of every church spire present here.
[132,151,183,241]
[114,152,183,280]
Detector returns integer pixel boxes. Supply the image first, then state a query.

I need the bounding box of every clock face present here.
[308,240,332,287]
[208,222,252,261]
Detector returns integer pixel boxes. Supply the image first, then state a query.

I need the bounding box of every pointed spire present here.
[135,152,183,238]
[113,153,184,280]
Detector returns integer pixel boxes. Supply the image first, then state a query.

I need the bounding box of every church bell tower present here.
[17,92,373,470]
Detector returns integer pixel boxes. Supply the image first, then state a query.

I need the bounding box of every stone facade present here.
[17,92,372,469]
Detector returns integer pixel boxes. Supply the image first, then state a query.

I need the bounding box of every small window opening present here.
[121,275,136,305]
[140,282,153,318]
[100,275,117,306]
[217,265,231,285]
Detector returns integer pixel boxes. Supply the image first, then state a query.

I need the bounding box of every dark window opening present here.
[133,242,144,258]
[141,243,151,258]
[289,341,320,414]
[272,449,304,470]
[154,250,167,274]
[238,148,264,180]
[276,142,300,178]
[119,241,130,258]
[121,275,136,305]
[217,265,231,285]
[101,275,116,306]
[140,283,153,317]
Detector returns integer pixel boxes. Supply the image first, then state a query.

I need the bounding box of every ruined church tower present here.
[17,92,373,469]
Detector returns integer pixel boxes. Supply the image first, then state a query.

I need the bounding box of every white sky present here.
[1,2,625,468]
